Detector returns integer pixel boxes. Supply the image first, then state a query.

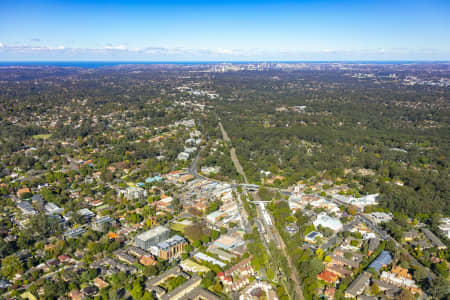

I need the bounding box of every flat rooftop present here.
[135,226,170,241]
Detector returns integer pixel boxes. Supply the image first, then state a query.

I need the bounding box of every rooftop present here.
[369,251,392,271]
[135,226,170,242]
[156,235,186,251]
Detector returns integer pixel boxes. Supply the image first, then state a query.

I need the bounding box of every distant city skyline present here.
[1,0,449,61]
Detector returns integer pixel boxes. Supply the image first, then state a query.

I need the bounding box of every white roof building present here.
[439,218,450,239]
[366,212,393,224]
[380,271,419,290]
[332,194,379,209]
[193,252,226,268]
[44,202,64,215]
[184,147,197,154]
[177,152,190,161]
[313,212,343,232]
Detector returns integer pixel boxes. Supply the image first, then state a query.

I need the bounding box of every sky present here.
[0,0,449,61]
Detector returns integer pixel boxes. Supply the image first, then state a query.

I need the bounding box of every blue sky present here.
[0,0,449,61]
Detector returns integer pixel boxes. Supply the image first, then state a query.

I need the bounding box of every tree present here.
[43,279,66,299]
[142,291,154,300]
[201,277,213,288]
[347,206,357,216]
[184,245,193,253]
[429,276,450,299]
[315,248,324,260]
[413,266,428,285]
[211,230,220,240]
[201,235,210,244]
[258,187,274,202]
[185,222,208,241]
[395,289,414,300]
[193,240,202,248]
[213,280,223,293]
[433,260,449,278]
[130,280,144,299]
[1,255,23,279]
[0,239,12,257]
[371,282,380,295]
[108,288,120,300]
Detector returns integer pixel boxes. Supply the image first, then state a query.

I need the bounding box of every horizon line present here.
[1,60,449,63]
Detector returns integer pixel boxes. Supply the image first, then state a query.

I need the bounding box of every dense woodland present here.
[205,70,449,218]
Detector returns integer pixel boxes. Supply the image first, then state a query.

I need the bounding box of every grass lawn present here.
[170,222,187,233]
[32,134,51,140]
[181,259,210,273]
[161,275,187,292]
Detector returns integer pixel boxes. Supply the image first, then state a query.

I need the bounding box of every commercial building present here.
[207,247,236,262]
[206,210,227,224]
[313,212,343,232]
[366,212,393,224]
[213,234,245,251]
[152,235,187,260]
[135,226,170,250]
[78,208,95,220]
[194,252,226,268]
[333,194,379,209]
[64,227,86,239]
[92,216,115,232]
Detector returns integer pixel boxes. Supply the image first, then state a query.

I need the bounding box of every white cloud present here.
[104,45,127,50]
[29,45,65,51]
[0,42,448,60]
[216,48,235,55]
